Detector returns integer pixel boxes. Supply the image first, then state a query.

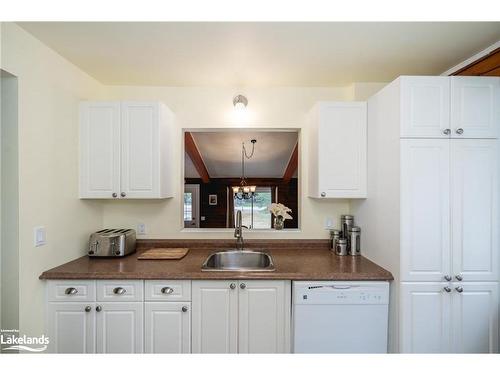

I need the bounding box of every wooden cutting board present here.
[138,248,189,260]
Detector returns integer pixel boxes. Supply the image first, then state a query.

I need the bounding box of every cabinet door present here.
[316,102,367,198]
[451,77,499,138]
[400,76,451,138]
[451,140,498,281]
[400,139,451,281]
[451,282,498,353]
[145,302,191,353]
[400,283,452,353]
[238,280,290,353]
[47,302,95,353]
[79,102,121,199]
[120,102,160,198]
[192,280,238,353]
[96,302,143,353]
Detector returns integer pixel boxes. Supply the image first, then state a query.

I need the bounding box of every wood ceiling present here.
[451,47,500,76]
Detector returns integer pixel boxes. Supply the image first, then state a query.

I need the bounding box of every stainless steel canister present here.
[348,226,361,256]
[340,214,354,239]
[330,229,342,251]
[335,238,348,256]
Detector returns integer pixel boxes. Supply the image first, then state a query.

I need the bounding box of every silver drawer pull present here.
[182,306,188,312]
[65,287,78,295]
[113,287,126,295]
[161,287,174,295]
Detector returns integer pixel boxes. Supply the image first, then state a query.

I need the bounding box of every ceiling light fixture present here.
[233,139,257,200]
[233,94,248,110]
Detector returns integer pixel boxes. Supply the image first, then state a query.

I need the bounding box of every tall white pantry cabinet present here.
[352,76,500,353]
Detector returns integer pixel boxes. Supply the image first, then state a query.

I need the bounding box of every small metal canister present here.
[335,238,349,256]
[330,229,342,251]
[348,226,361,256]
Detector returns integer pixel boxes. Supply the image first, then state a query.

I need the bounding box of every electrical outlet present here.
[137,223,146,235]
[324,217,335,230]
[34,226,46,247]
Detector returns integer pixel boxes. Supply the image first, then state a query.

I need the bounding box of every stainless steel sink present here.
[201,250,275,272]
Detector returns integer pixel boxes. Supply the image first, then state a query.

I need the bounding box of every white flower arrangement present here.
[268,203,293,220]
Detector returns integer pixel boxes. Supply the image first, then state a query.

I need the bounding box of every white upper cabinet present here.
[451,77,499,139]
[308,102,367,198]
[400,76,451,138]
[80,101,173,199]
[451,140,498,281]
[451,282,498,353]
[79,102,121,198]
[400,139,451,282]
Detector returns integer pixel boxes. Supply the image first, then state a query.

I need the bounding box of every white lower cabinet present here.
[400,282,498,353]
[191,280,291,353]
[451,282,498,353]
[145,302,191,353]
[96,302,143,353]
[47,279,291,354]
[191,280,238,353]
[400,283,452,353]
[238,280,290,353]
[47,302,95,353]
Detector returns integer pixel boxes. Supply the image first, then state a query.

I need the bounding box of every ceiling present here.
[185,131,298,178]
[18,22,500,86]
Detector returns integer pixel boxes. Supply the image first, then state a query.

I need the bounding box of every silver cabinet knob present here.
[112,192,118,198]
[120,192,126,197]
[161,287,174,295]
[96,305,102,312]
[455,286,464,293]
[442,129,451,135]
[320,192,326,197]
[65,287,78,295]
[240,283,246,289]
[229,283,236,290]
[85,305,92,312]
[443,286,451,293]
[182,306,188,312]
[455,128,464,135]
[444,275,452,281]
[113,287,126,295]
[455,275,463,281]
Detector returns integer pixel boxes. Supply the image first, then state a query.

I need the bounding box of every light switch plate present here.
[34,226,46,247]
[137,223,146,235]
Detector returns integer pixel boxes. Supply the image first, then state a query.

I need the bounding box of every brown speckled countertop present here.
[39,239,393,281]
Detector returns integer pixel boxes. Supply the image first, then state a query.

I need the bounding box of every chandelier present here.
[233,139,257,200]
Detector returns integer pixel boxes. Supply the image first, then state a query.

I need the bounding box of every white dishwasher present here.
[293,281,389,353]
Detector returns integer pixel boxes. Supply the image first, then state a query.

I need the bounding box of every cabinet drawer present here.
[145,280,191,301]
[97,280,144,302]
[47,280,96,302]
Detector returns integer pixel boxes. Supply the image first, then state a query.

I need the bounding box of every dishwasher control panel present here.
[293,281,389,305]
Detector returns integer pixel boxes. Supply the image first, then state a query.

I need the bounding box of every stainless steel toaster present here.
[88,229,136,257]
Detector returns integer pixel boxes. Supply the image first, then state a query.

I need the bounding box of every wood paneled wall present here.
[185,178,299,229]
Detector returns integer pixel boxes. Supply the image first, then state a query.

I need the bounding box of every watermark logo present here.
[1,329,49,352]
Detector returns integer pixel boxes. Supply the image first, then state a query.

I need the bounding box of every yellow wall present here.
[1,22,386,337]
[1,23,106,337]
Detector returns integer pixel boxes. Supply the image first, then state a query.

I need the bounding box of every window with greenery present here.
[234,187,273,229]
[184,192,192,221]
